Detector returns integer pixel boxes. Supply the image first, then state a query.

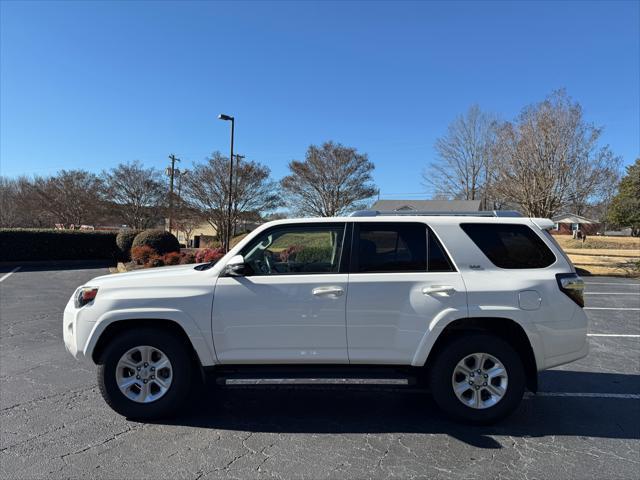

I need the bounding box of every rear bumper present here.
[541,336,589,370]
[537,304,589,370]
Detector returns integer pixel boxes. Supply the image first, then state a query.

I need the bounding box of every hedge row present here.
[0,229,119,262]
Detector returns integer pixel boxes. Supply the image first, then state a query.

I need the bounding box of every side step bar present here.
[204,365,424,387]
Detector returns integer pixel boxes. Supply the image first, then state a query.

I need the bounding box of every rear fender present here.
[411,307,544,372]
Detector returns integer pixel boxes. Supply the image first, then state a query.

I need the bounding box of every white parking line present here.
[527,392,640,400]
[584,282,640,286]
[0,267,20,283]
[584,307,640,311]
[584,292,639,295]
[587,333,640,338]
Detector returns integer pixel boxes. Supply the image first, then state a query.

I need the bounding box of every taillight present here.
[75,287,99,308]
[556,273,584,307]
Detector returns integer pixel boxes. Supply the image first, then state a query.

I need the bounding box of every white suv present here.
[64,212,588,424]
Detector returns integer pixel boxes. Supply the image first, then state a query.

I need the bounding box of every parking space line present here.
[584,307,640,311]
[584,282,640,286]
[527,392,640,400]
[584,292,639,295]
[0,267,20,283]
[587,333,640,338]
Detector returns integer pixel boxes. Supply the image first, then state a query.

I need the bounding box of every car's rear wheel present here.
[429,333,525,424]
[97,327,192,419]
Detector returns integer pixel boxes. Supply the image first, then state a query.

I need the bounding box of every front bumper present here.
[63,297,95,361]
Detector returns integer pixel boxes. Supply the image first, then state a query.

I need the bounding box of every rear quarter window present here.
[460,223,556,269]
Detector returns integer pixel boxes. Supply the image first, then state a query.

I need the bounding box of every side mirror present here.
[224,254,247,277]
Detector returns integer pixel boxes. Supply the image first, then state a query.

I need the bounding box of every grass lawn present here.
[554,235,640,250]
[553,235,640,277]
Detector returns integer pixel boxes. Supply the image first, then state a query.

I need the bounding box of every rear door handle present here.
[312,286,344,297]
[422,285,456,296]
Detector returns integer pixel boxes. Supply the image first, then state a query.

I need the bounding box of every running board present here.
[204,365,423,387]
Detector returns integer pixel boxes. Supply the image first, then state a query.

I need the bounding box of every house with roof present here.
[370,199,482,212]
[550,213,600,235]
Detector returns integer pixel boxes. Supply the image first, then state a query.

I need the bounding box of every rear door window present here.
[428,230,455,272]
[355,223,427,273]
[460,223,556,269]
[353,223,455,273]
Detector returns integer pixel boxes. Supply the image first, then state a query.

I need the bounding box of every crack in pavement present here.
[59,424,140,461]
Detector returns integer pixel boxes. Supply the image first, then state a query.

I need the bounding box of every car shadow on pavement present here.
[146,370,640,449]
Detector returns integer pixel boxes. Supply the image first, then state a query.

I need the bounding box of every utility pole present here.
[167,154,180,234]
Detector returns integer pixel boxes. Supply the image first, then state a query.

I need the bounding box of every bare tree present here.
[422,106,497,206]
[30,170,103,228]
[183,152,280,251]
[0,177,20,227]
[101,161,165,229]
[173,206,203,245]
[1,176,55,227]
[281,141,377,216]
[490,91,621,218]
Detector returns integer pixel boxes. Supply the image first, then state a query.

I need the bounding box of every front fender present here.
[84,308,217,366]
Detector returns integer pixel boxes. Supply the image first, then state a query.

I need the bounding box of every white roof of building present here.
[551,213,598,224]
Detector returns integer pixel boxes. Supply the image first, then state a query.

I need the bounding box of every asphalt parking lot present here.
[1,265,638,479]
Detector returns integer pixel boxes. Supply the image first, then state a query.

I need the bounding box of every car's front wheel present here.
[97,327,192,419]
[429,333,525,424]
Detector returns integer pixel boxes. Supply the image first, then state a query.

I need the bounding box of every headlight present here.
[74,287,99,308]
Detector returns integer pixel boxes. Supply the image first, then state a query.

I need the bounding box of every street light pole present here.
[218,114,234,251]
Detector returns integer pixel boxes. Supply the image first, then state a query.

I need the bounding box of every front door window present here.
[241,225,346,275]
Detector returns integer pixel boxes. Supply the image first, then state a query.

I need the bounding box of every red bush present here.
[195,247,225,263]
[163,251,182,265]
[279,244,303,262]
[131,245,156,265]
[180,252,196,264]
[145,255,164,268]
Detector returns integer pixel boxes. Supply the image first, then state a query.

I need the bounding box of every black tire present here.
[429,333,525,425]
[97,327,193,419]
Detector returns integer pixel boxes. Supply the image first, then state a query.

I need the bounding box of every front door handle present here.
[312,286,344,297]
[422,285,456,296]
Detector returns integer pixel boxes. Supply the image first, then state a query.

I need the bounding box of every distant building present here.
[550,213,600,236]
[168,217,261,248]
[370,199,482,212]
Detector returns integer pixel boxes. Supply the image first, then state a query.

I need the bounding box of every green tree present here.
[608,158,640,236]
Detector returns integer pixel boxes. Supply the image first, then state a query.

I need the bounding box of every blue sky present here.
[1,0,638,198]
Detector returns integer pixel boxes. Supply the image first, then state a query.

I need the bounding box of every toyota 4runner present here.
[64,211,588,424]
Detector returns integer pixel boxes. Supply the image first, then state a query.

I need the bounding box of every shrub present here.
[180,252,196,265]
[131,245,156,265]
[163,251,182,265]
[204,248,224,263]
[132,229,180,255]
[0,229,118,262]
[145,255,165,268]
[115,229,140,260]
[195,247,225,263]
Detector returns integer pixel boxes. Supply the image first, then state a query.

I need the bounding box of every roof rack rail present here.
[349,210,523,218]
